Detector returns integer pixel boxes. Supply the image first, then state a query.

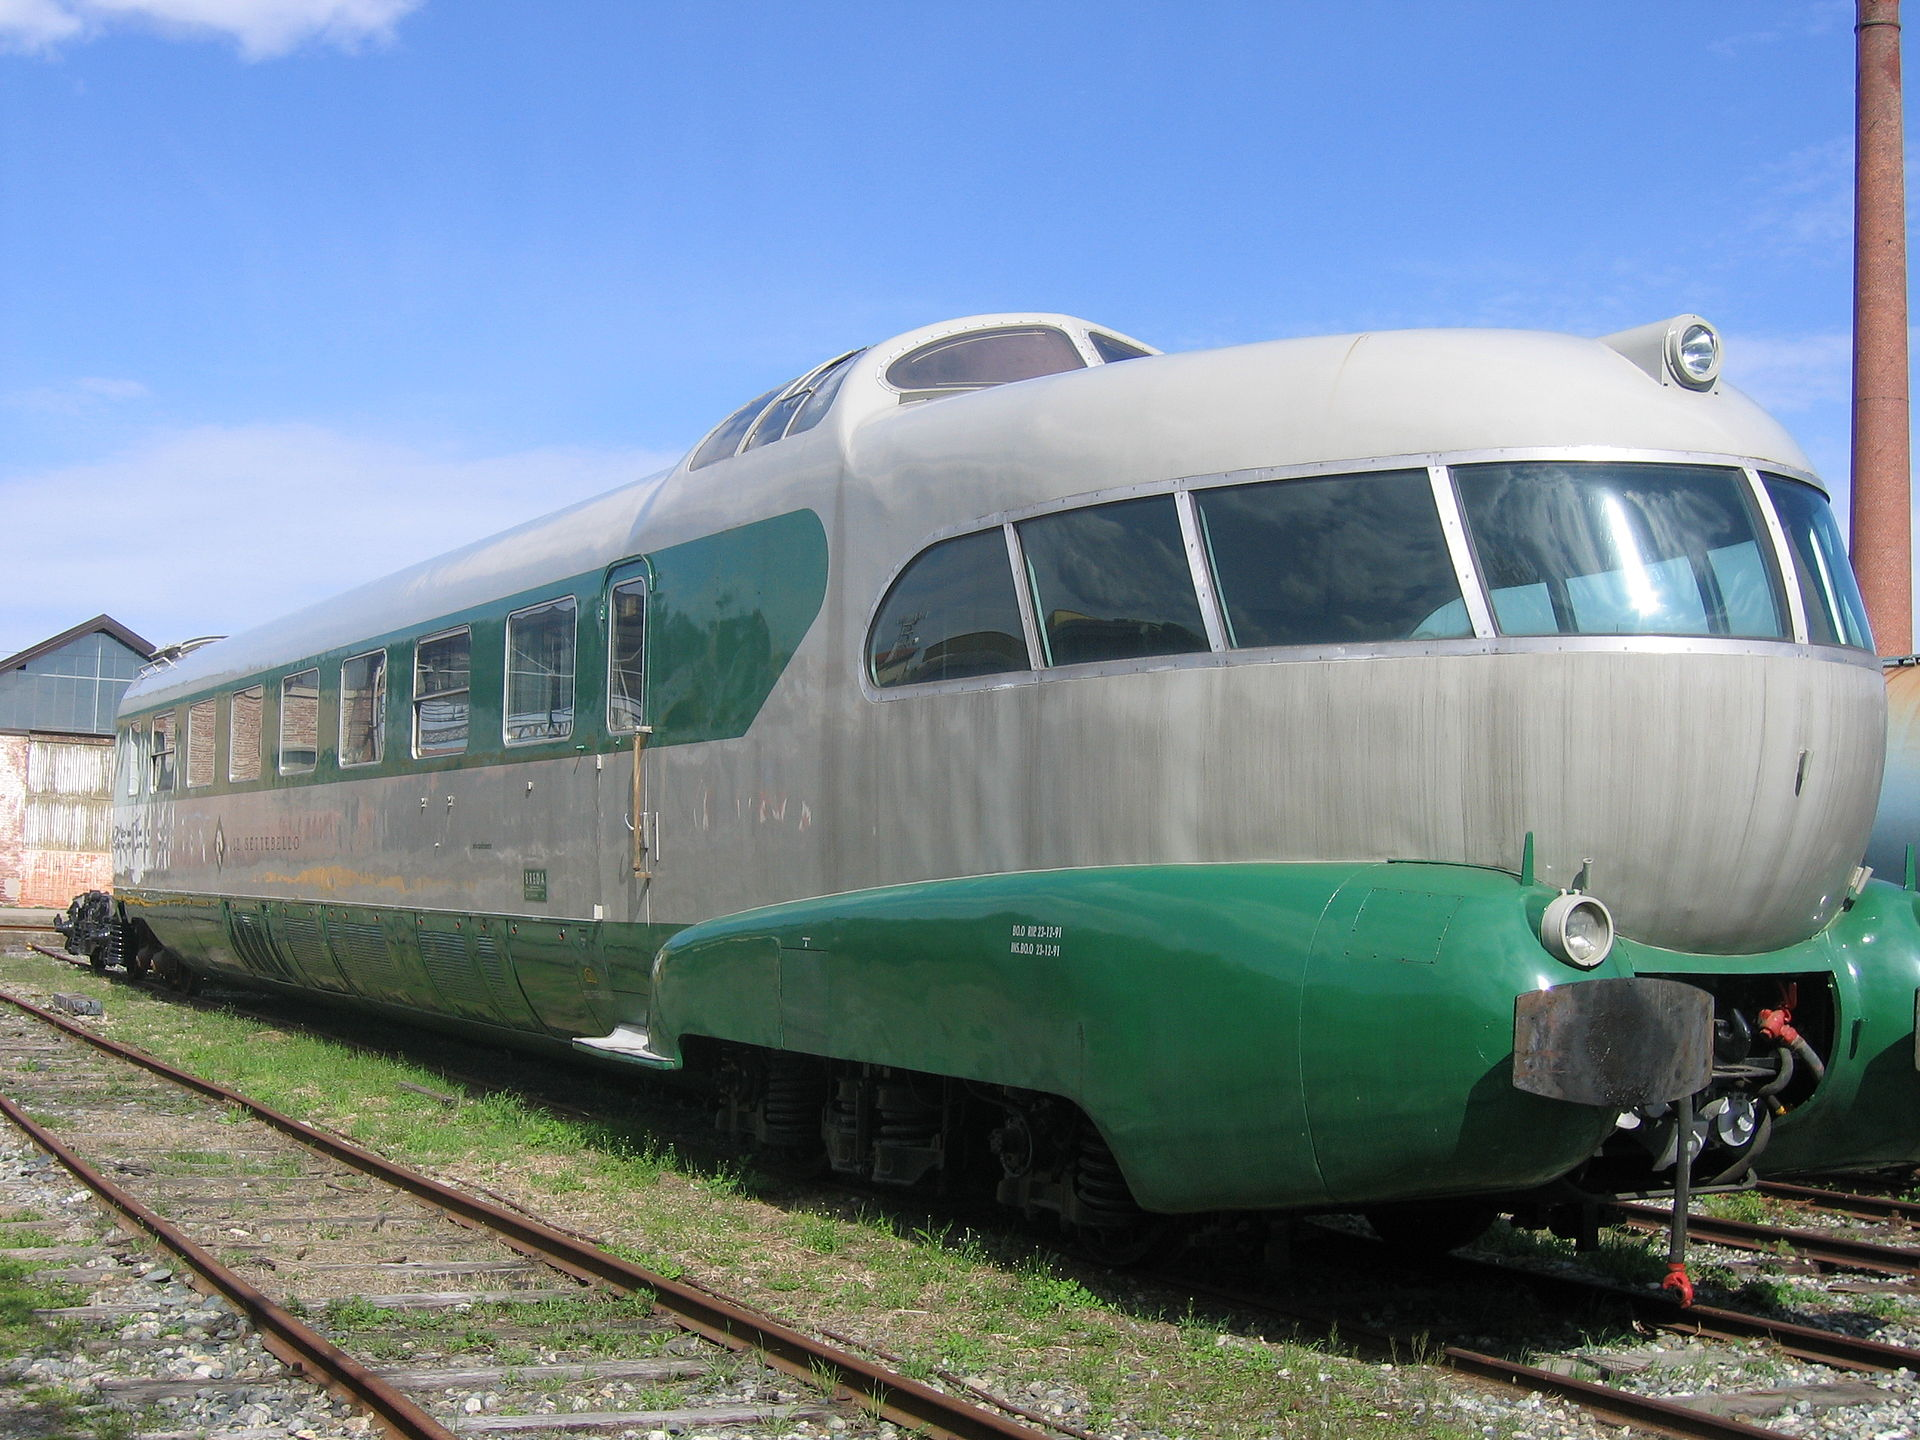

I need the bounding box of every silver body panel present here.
[121,319,1880,958]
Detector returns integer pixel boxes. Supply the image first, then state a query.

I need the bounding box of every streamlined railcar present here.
[104,311,1920,1251]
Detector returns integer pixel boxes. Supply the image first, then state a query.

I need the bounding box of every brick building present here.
[0,615,154,908]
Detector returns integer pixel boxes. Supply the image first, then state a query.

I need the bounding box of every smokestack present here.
[1851,0,1912,656]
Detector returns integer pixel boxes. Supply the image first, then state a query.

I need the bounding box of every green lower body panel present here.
[121,863,1920,1216]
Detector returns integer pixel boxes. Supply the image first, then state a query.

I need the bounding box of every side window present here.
[504,599,576,744]
[340,650,387,766]
[608,579,648,730]
[1195,470,1472,647]
[228,686,263,782]
[414,628,471,757]
[150,711,176,792]
[1017,495,1209,666]
[185,699,217,788]
[869,529,1029,688]
[279,670,319,774]
[1089,332,1153,363]
[120,724,145,797]
[1762,475,1875,649]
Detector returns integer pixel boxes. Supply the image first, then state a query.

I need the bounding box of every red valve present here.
[1662,1262,1695,1307]
[1759,980,1802,1046]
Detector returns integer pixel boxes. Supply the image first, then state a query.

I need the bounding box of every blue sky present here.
[0,0,1891,656]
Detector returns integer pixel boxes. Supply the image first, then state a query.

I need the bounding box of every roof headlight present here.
[1540,893,1615,969]
[1667,320,1722,390]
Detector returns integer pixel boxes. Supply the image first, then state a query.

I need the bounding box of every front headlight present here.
[1667,320,1722,389]
[1540,892,1615,969]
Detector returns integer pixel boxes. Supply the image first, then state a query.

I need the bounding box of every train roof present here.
[124,312,1817,713]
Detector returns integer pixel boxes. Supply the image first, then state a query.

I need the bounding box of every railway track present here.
[15,953,1920,1440]
[0,988,1051,1440]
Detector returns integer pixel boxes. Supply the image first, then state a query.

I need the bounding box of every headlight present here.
[1666,320,1721,390]
[1540,893,1615,969]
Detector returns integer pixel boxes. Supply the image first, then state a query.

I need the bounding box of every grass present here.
[0,951,1504,1438]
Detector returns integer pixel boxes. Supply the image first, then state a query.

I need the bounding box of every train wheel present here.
[87,946,108,974]
[1066,1214,1176,1267]
[1363,1201,1498,1255]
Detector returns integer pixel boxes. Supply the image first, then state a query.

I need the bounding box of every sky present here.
[0,0,1897,657]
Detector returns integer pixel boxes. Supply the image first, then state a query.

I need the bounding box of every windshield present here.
[1453,462,1789,640]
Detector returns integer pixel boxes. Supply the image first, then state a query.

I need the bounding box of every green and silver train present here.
[103,311,1920,1249]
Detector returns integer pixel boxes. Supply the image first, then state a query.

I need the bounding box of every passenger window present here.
[229,687,263,782]
[608,579,648,730]
[1762,475,1875,649]
[185,699,217,788]
[1455,462,1789,640]
[340,651,387,766]
[689,385,785,471]
[1196,470,1471,648]
[885,327,1086,397]
[787,349,865,437]
[504,598,576,743]
[1018,496,1208,666]
[1089,332,1153,363]
[870,530,1029,688]
[414,629,471,757]
[150,711,176,792]
[120,724,144,797]
[279,670,319,774]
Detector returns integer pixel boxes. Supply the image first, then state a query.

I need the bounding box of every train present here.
[76,309,1920,1258]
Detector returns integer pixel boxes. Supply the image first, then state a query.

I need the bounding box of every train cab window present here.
[609,580,648,730]
[1089,332,1153,363]
[1761,475,1875,649]
[689,385,784,472]
[229,686,263,782]
[1454,462,1789,640]
[1197,470,1472,648]
[1017,496,1209,666]
[340,651,387,766]
[185,699,217,788]
[279,670,320,774]
[869,529,1029,687]
[885,327,1085,400]
[150,711,176,792]
[414,629,471,757]
[505,598,576,744]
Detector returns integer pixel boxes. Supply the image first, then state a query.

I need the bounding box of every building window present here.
[504,599,576,744]
[279,669,320,775]
[608,580,647,731]
[414,628,471,757]
[150,711,176,792]
[229,686,263,782]
[340,651,387,766]
[185,699,217,788]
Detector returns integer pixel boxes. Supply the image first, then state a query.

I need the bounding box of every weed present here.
[1700,1189,1769,1223]
[1736,1276,1796,1311]
[794,1213,844,1256]
[1855,1292,1910,1319]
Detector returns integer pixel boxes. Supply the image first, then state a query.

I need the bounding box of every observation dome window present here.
[688,348,867,472]
[885,326,1086,400]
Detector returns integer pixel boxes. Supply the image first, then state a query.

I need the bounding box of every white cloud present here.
[0,423,679,656]
[6,376,151,416]
[1727,331,1852,413]
[0,0,420,58]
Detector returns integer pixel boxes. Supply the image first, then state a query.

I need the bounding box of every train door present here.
[604,559,656,891]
